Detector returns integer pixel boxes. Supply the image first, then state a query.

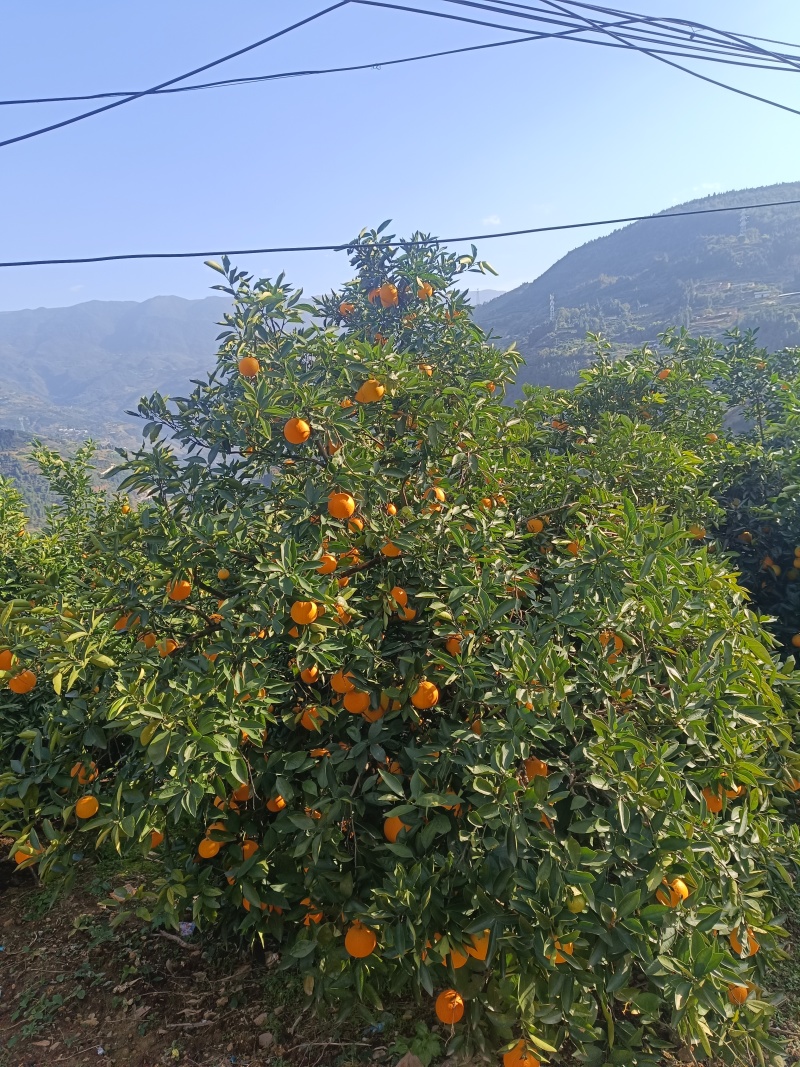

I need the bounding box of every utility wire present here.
[2,197,799,269]
[0,2,350,150]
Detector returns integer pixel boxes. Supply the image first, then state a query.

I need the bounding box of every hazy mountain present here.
[0,295,229,446]
[474,181,800,393]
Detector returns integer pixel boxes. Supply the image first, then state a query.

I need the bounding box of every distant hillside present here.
[0,295,228,446]
[474,181,800,392]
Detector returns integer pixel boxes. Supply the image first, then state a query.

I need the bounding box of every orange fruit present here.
[689,524,706,541]
[486,381,496,392]
[383,815,410,842]
[158,638,178,658]
[284,417,311,444]
[14,849,34,866]
[238,356,260,377]
[503,1040,540,1067]
[328,492,356,519]
[0,649,13,671]
[435,989,464,1025]
[524,756,548,780]
[339,301,355,315]
[241,839,259,860]
[344,690,370,714]
[75,795,99,820]
[267,795,287,813]
[232,783,251,803]
[411,680,439,709]
[8,670,36,695]
[310,747,330,758]
[467,930,490,961]
[470,719,482,736]
[445,635,462,656]
[167,578,192,602]
[355,380,385,403]
[791,634,800,648]
[140,632,157,649]
[217,567,230,581]
[300,706,320,730]
[730,926,759,956]
[386,502,397,516]
[70,761,98,785]
[426,486,446,504]
[291,601,319,625]
[317,553,338,574]
[566,540,580,556]
[345,921,377,958]
[737,530,753,544]
[551,939,574,964]
[331,670,355,694]
[419,363,433,376]
[390,586,408,607]
[150,830,164,849]
[727,983,749,1006]
[657,368,671,380]
[113,613,140,631]
[706,433,719,443]
[121,503,131,514]
[378,282,399,308]
[417,282,434,300]
[348,517,364,534]
[198,838,221,859]
[302,901,323,925]
[526,517,544,534]
[724,783,746,799]
[381,541,402,558]
[702,786,723,813]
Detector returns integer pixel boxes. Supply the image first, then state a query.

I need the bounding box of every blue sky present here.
[0,0,799,311]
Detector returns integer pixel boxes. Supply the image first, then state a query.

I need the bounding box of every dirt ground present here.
[2,853,800,1067]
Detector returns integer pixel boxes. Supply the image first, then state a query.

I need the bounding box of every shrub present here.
[1,232,798,1065]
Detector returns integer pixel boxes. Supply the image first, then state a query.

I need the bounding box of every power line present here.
[0,2,350,150]
[2,196,799,269]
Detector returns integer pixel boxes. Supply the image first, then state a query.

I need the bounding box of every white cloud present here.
[482,214,501,225]
[68,284,85,293]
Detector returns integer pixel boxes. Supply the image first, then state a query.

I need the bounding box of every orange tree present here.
[1,231,799,1066]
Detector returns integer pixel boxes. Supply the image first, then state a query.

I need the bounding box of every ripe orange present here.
[386,502,397,516]
[702,786,723,813]
[241,839,259,860]
[383,815,410,843]
[730,926,759,956]
[345,921,377,958]
[566,540,580,556]
[470,720,483,736]
[291,601,319,625]
[232,783,251,803]
[150,830,164,849]
[339,301,355,315]
[238,356,260,377]
[267,795,287,813]
[140,632,157,649]
[8,670,36,694]
[791,634,800,648]
[467,929,490,961]
[727,983,749,1006]
[411,680,439,709]
[167,578,192,602]
[300,665,319,684]
[217,567,230,581]
[418,363,433,376]
[526,517,544,534]
[284,417,311,445]
[70,761,98,785]
[524,756,548,780]
[706,432,719,443]
[503,1040,540,1067]
[378,282,399,308]
[317,553,338,574]
[689,524,706,541]
[300,706,320,730]
[158,638,178,658]
[113,613,140,631]
[656,877,690,907]
[344,690,370,714]
[328,492,356,520]
[331,670,355,694]
[355,379,385,403]
[0,649,13,671]
[724,783,746,799]
[551,938,574,964]
[381,541,402,558]
[390,586,408,607]
[198,838,221,859]
[121,502,131,514]
[417,282,434,300]
[486,381,496,393]
[737,530,753,544]
[435,989,464,1025]
[348,516,364,534]
[657,368,671,381]
[75,795,99,820]
[445,635,462,656]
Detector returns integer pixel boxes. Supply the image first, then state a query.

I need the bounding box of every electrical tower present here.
[549,293,555,323]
